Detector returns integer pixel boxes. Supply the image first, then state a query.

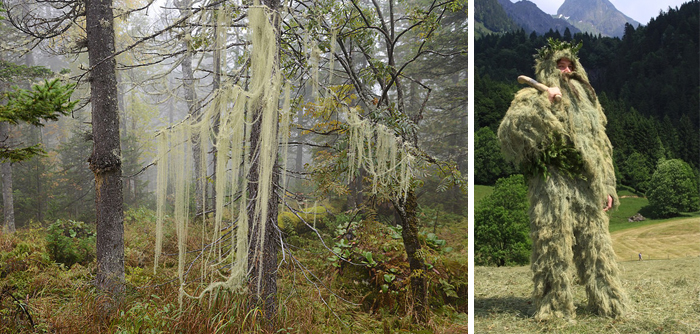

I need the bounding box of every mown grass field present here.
[613,217,700,262]
[475,256,700,333]
[475,184,700,333]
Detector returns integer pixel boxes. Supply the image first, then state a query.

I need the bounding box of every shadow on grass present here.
[474,296,532,318]
[475,297,605,321]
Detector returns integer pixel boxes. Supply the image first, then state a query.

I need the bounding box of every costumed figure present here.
[497,39,627,320]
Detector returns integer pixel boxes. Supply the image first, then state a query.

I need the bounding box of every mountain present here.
[557,0,641,37]
[495,0,581,35]
[475,0,520,37]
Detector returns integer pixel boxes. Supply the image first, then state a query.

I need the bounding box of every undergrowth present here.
[0,206,468,333]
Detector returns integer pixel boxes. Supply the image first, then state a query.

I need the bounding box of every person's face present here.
[557,58,574,73]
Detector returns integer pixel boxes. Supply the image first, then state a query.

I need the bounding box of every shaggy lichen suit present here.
[498,46,627,320]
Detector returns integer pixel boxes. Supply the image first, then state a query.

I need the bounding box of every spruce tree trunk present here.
[294,106,304,189]
[86,0,125,296]
[247,0,281,322]
[394,188,428,323]
[209,4,223,214]
[0,123,15,233]
[176,0,204,218]
[247,159,280,320]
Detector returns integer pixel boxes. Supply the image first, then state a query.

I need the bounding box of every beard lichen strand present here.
[311,43,320,104]
[345,108,416,199]
[195,103,209,281]
[329,29,336,85]
[248,1,284,298]
[154,130,169,273]
[152,3,289,303]
[172,125,192,307]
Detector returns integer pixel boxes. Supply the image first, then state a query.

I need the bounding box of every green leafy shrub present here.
[475,174,531,266]
[116,300,175,333]
[45,220,96,267]
[328,219,465,313]
[646,159,700,218]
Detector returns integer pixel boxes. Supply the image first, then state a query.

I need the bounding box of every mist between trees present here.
[0,0,467,330]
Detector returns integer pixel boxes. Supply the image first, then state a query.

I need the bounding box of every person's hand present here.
[603,195,613,212]
[547,87,562,103]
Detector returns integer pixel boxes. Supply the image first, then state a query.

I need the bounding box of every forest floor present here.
[0,207,469,333]
[475,219,700,334]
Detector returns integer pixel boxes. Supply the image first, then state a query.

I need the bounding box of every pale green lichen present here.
[154,2,287,307]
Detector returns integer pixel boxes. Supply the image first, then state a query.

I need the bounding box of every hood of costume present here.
[497,43,619,209]
[535,48,589,90]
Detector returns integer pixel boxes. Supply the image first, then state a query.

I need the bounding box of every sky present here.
[509,0,691,25]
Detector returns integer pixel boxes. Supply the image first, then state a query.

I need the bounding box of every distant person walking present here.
[639,252,642,261]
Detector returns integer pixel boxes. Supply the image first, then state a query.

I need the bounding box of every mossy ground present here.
[0,207,468,333]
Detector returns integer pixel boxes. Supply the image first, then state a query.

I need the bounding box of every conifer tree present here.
[0,76,77,233]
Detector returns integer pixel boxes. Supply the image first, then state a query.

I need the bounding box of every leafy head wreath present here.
[535,38,583,61]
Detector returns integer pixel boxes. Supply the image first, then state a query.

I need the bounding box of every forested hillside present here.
[474,0,520,37]
[475,0,699,194]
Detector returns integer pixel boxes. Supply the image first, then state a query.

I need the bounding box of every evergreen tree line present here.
[4,115,151,227]
[475,0,699,194]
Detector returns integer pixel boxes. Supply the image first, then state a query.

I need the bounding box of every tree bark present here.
[247,0,281,323]
[294,106,304,189]
[393,188,428,323]
[175,0,204,218]
[0,123,15,233]
[86,0,125,296]
[247,160,280,321]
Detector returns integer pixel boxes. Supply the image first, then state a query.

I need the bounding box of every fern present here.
[523,132,586,181]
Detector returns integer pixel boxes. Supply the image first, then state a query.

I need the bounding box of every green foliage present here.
[328,219,464,313]
[116,300,175,333]
[474,0,519,35]
[474,127,516,185]
[52,126,96,223]
[536,38,582,61]
[2,79,77,125]
[619,151,652,193]
[0,78,78,162]
[475,174,531,266]
[646,159,700,218]
[418,170,468,216]
[0,240,50,279]
[45,219,96,267]
[522,132,586,181]
[474,73,519,131]
[0,60,52,79]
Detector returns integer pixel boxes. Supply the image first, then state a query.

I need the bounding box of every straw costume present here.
[497,39,627,320]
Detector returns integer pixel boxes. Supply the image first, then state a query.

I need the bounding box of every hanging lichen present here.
[153,2,289,307]
[154,129,168,274]
[345,108,416,199]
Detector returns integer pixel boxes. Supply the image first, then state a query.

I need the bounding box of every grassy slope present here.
[474,185,494,205]
[475,257,700,333]
[612,217,700,261]
[475,185,700,332]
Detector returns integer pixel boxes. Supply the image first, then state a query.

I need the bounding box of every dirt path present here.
[611,217,700,262]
